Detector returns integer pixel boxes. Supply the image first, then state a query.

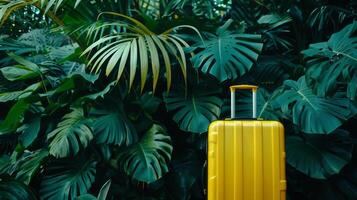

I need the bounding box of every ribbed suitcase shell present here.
[208,120,286,200]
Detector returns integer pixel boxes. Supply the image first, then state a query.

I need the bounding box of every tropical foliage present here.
[0,0,356,199]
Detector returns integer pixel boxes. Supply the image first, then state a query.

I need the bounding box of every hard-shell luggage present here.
[207,85,286,200]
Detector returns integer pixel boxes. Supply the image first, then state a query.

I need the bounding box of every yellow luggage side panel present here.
[208,120,286,200]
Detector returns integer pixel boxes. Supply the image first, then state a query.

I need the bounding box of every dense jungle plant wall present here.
[0,0,357,199]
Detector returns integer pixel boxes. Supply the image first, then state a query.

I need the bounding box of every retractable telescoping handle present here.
[230,85,258,119]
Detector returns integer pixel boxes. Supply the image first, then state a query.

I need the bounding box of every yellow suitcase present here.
[208,85,286,200]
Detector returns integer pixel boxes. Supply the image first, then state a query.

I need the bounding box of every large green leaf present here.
[0,149,46,179]
[81,13,197,92]
[247,56,291,88]
[257,14,292,50]
[0,176,37,200]
[47,108,93,158]
[274,76,356,133]
[163,86,223,133]
[13,150,49,184]
[307,5,351,32]
[18,116,41,148]
[302,21,357,100]
[76,81,116,105]
[0,82,42,103]
[0,53,41,81]
[0,65,40,81]
[40,70,99,98]
[286,129,353,179]
[0,155,10,173]
[0,99,30,135]
[191,19,263,82]
[136,92,162,115]
[90,104,137,146]
[118,124,172,183]
[40,157,96,200]
[235,87,281,120]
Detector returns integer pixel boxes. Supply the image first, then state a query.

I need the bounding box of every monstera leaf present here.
[274,76,356,134]
[18,116,41,148]
[191,19,263,82]
[302,21,357,100]
[90,104,137,146]
[14,150,48,185]
[235,88,281,120]
[40,158,96,200]
[47,108,93,158]
[257,14,292,50]
[286,129,353,179]
[163,86,223,133]
[118,124,172,183]
[0,177,37,200]
[0,150,48,185]
[248,56,291,88]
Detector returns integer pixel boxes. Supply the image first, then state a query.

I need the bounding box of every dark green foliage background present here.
[0,0,357,200]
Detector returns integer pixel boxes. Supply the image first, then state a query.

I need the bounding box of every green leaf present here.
[191,19,263,82]
[302,21,357,100]
[18,116,41,148]
[0,90,25,103]
[136,92,161,115]
[90,105,137,146]
[70,69,99,84]
[40,157,96,200]
[47,108,93,158]
[97,180,111,200]
[0,82,42,103]
[0,53,41,81]
[81,14,195,92]
[286,129,353,179]
[76,179,111,200]
[274,76,356,133]
[257,14,292,50]
[163,87,223,133]
[7,53,39,70]
[0,155,11,174]
[118,124,172,183]
[76,81,116,104]
[41,67,99,97]
[14,150,49,184]
[0,176,37,200]
[258,14,291,25]
[0,65,40,81]
[0,99,30,135]
[248,56,291,88]
[234,87,281,119]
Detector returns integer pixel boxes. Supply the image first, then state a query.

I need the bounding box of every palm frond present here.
[81,13,199,92]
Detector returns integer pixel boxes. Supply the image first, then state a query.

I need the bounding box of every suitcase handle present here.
[230,85,258,119]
